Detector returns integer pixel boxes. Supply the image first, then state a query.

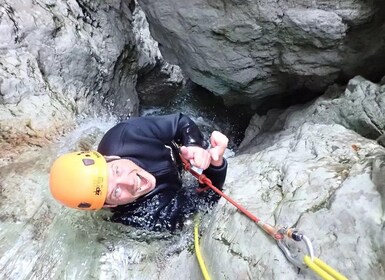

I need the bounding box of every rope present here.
[194,219,211,280]
[181,154,348,280]
[304,256,348,280]
[183,158,284,240]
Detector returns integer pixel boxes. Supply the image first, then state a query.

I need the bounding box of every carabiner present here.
[302,234,315,261]
[276,239,305,269]
[276,227,315,268]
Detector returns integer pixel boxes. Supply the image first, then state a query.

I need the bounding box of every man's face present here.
[105,159,156,206]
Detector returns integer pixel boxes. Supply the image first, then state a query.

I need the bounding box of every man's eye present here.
[114,186,121,198]
[114,165,120,175]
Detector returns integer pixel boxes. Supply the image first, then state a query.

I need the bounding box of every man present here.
[50,113,228,231]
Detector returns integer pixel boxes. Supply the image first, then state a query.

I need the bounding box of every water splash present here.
[0,114,215,280]
[0,78,248,279]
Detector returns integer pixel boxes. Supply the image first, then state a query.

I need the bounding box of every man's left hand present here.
[180,146,211,170]
[180,131,228,169]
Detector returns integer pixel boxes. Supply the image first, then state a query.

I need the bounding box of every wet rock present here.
[0,0,182,160]
[240,75,385,151]
[159,75,385,279]
[372,154,385,218]
[0,0,137,157]
[133,4,185,107]
[196,122,385,279]
[137,0,385,105]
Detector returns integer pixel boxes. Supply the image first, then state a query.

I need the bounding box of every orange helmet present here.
[49,151,108,210]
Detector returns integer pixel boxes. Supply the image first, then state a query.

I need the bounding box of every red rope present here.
[181,155,283,240]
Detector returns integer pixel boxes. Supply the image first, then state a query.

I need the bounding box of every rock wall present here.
[138,0,385,105]
[1,1,385,279]
[0,0,137,160]
[158,76,385,280]
[0,0,182,163]
[240,75,385,151]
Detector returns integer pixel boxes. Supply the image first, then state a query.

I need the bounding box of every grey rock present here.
[377,134,385,147]
[0,0,183,159]
[372,154,385,218]
[138,0,385,105]
[240,76,385,152]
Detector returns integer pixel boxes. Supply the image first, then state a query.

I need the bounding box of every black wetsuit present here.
[97,113,227,231]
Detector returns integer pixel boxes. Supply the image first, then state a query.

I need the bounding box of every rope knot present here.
[196,174,211,193]
[198,174,211,185]
[182,160,191,171]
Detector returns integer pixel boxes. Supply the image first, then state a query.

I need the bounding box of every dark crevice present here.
[128,0,136,13]
[75,0,99,26]
[4,5,20,44]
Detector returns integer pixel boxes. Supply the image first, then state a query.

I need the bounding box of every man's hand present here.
[180,146,212,169]
[208,131,228,167]
[180,131,228,169]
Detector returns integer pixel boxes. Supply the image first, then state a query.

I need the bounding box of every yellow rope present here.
[304,256,349,280]
[193,223,348,280]
[194,221,212,280]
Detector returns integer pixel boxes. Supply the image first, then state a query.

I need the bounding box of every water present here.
[140,82,252,149]
[0,85,247,279]
[0,116,188,279]
[0,117,117,279]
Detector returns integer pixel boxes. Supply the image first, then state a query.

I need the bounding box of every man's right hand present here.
[180,145,212,170]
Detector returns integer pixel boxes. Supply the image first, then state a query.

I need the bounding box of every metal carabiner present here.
[276,239,305,269]
[278,228,348,279]
[302,234,315,260]
[276,227,315,269]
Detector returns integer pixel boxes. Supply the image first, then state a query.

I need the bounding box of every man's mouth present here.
[136,173,149,192]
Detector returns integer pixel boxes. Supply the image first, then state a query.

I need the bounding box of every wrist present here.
[210,157,224,167]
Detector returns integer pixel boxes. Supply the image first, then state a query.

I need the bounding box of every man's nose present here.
[118,172,136,186]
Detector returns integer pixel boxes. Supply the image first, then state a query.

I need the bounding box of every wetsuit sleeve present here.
[97,113,209,172]
[117,113,208,148]
[203,158,227,190]
[195,158,227,207]
[136,113,208,148]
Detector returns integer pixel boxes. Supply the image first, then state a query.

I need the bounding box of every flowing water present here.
[0,86,250,279]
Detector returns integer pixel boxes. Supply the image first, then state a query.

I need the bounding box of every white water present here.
[0,116,189,279]
[0,101,239,279]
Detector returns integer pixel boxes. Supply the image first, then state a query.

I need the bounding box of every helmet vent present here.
[82,158,95,166]
[78,202,91,208]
